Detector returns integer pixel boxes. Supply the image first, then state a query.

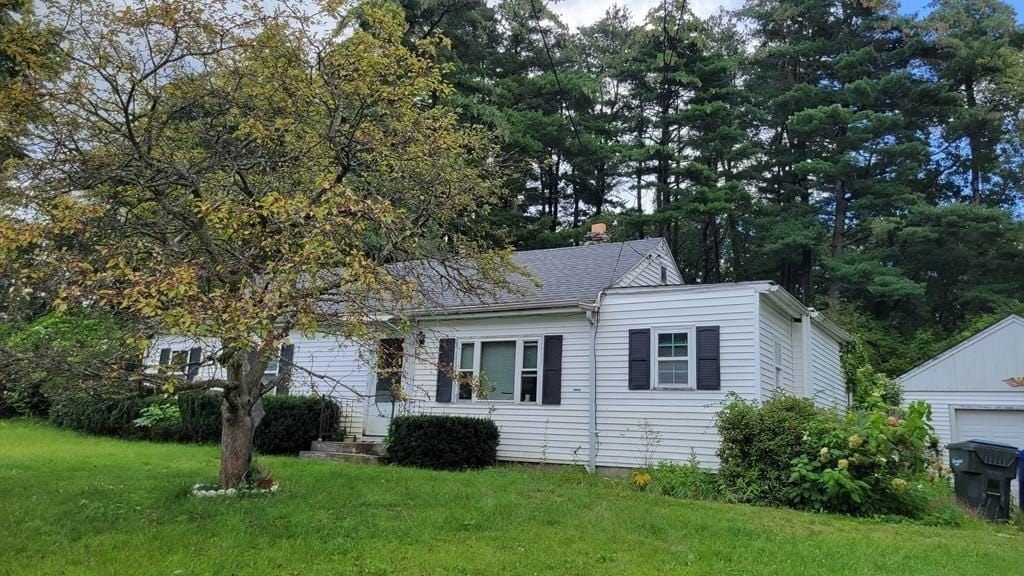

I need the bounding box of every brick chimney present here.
[584,223,610,245]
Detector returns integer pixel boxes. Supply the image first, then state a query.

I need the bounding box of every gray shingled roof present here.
[419,238,667,312]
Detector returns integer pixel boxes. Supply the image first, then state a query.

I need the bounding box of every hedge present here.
[48,389,340,454]
[176,392,342,454]
[386,415,500,470]
[47,392,179,441]
[255,395,341,455]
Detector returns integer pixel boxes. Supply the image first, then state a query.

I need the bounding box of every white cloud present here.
[551,0,743,29]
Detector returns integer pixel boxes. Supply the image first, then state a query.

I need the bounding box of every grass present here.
[1,419,1022,576]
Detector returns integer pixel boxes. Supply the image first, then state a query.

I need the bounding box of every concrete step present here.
[310,440,385,456]
[299,451,381,465]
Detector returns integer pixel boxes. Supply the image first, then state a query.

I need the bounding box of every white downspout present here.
[585,291,604,473]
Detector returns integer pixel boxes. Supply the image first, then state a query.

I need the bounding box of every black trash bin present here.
[947,439,1019,521]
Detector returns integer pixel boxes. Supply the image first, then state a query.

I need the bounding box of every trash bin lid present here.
[966,439,1018,450]
[967,440,1021,469]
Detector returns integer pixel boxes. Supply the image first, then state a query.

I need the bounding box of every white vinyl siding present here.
[614,241,682,287]
[286,331,372,439]
[146,281,849,470]
[147,332,373,438]
[758,300,796,396]
[900,316,1024,393]
[405,312,592,465]
[810,323,846,409]
[594,284,759,469]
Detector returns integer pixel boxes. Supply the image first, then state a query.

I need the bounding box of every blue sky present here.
[552,0,1024,28]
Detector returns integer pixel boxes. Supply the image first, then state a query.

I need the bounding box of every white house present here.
[900,315,1024,455]
[149,230,850,471]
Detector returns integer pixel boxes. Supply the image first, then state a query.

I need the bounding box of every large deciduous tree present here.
[5,0,516,488]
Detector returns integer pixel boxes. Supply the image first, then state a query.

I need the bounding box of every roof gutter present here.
[761,285,852,344]
[409,300,587,320]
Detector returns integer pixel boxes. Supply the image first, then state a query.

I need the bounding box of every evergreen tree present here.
[923,0,1024,206]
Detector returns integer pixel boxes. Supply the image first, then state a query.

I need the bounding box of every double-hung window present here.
[169,350,189,375]
[653,327,695,389]
[454,338,542,403]
[264,357,280,377]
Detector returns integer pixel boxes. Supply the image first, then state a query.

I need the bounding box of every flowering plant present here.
[787,398,939,516]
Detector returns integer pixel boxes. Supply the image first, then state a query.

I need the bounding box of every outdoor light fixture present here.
[416,330,426,346]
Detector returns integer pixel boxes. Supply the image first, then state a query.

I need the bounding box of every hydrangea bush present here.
[788,398,940,516]
[718,394,946,519]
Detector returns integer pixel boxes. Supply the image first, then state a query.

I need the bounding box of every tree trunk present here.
[218,356,265,489]
[219,391,255,489]
[727,213,741,279]
[801,248,813,305]
[965,79,982,205]
[657,119,671,239]
[636,161,644,213]
[829,178,848,305]
[703,213,720,283]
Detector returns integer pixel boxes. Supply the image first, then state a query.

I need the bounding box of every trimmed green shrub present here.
[717,394,822,505]
[386,415,499,470]
[48,391,145,438]
[48,387,339,453]
[178,391,222,443]
[254,395,340,455]
[177,392,341,454]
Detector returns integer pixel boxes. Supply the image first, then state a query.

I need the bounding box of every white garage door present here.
[954,409,1024,502]
[955,409,1024,448]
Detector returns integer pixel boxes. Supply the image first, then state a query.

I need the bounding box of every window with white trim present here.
[520,341,539,402]
[157,348,191,378]
[653,328,695,389]
[457,342,475,400]
[454,338,543,403]
[264,357,280,376]
[170,350,188,373]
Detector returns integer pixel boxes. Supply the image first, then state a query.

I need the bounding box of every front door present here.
[363,338,404,437]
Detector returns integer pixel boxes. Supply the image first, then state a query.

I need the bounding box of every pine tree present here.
[923,0,1024,206]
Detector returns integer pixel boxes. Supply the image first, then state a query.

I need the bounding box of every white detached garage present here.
[900,315,1024,455]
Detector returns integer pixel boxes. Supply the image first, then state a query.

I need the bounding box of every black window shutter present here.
[541,335,563,405]
[628,329,651,390]
[435,338,455,403]
[696,326,721,390]
[158,348,171,366]
[186,347,202,381]
[277,344,295,395]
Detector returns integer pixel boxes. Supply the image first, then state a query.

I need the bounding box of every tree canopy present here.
[1,0,519,487]
[393,0,1024,374]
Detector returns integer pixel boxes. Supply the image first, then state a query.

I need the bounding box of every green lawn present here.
[1,420,1021,576]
